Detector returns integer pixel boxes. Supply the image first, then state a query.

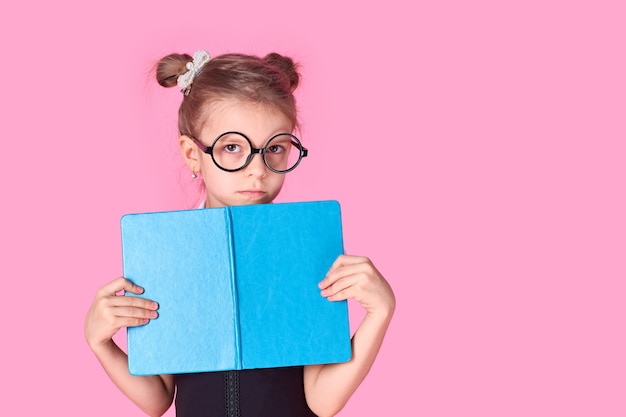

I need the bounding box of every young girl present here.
[85,50,395,417]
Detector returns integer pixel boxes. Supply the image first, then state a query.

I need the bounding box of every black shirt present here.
[175,367,318,417]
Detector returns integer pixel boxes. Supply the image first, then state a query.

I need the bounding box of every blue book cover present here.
[121,200,352,376]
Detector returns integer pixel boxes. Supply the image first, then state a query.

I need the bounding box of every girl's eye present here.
[224,144,241,153]
[267,145,284,154]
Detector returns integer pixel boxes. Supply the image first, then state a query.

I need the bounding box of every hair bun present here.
[156,53,193,88]
[264,53,300,92]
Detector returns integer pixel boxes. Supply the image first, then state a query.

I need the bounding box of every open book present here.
[121,200,352,376]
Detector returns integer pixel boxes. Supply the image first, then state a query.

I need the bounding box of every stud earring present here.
[191,172,198,179]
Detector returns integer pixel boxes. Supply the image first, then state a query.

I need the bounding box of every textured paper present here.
[121,200,352,376]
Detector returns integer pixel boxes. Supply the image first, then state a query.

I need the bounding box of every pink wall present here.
[1,0,625,416]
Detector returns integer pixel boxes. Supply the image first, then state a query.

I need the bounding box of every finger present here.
[116,316,152,328]
[327,254,370,273]
[113,305,159,321]
[110,295,159,311]
[99,277,144,297]
[319,261,371,289]
[320,274,359,298]
[325,286,354,302]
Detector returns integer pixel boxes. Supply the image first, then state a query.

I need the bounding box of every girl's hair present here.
[155,52,301,138]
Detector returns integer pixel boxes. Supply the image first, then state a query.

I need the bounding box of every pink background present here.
[1,0,624,416]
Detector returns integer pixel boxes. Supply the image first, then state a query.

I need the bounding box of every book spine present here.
[225,207,243,369]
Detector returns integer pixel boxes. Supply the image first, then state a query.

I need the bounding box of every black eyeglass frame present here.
[190,131,309,173]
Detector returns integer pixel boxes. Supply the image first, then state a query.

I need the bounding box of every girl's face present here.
[181,99,293,208]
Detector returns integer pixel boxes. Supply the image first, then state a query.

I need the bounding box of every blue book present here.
[121,200,352,376]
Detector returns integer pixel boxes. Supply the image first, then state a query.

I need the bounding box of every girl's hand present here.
[84,277,159,352]
[318,254,395,319]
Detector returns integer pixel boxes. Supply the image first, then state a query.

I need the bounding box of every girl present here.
[84,50,395,417]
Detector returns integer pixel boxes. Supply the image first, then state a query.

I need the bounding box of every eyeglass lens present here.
[212,133,302,172]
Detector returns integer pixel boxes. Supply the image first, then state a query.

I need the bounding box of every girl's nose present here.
[245,152,268,178]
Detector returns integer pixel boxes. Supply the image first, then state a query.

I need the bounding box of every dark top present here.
[175,366,318,417]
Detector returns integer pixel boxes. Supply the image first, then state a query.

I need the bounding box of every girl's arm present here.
[303,255,395,417]
[85,277,175,417]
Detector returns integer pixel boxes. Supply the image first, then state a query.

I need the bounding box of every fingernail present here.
[151,302,158,309]
[150,311,158,318]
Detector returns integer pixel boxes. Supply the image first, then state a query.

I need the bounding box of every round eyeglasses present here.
[191,131,308,173]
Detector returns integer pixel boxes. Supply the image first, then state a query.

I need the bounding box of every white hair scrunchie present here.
[177,50,211,95]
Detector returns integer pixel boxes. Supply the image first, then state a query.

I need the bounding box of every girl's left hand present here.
[318,254,395,319]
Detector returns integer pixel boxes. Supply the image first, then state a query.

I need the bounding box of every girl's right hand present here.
[84,277,159,352]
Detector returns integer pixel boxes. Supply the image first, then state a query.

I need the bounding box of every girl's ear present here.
[179,135,201,173]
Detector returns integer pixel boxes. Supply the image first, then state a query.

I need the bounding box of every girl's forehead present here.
[207,98,281,116]
[200,99,293,136]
